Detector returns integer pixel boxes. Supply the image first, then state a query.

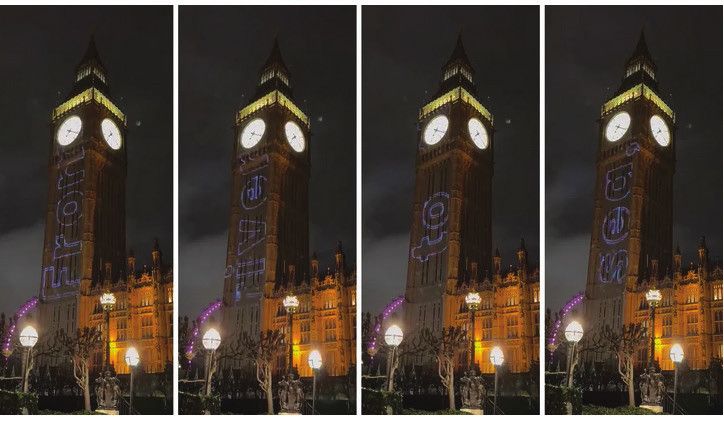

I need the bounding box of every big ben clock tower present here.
[38,36,128,338]
[583,32,675,348]
[221,39,310,344]
[404,35,494,342]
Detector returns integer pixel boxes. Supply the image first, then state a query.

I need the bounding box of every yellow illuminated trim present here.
[52,88,126,124]
[419,87,494,126]
[601,83,675,122]
[236,90,310,128]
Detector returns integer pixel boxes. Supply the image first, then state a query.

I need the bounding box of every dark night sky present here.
[179,6,356,317]
[362,6,540,315]
[546,6,723,312]
[0,7,172,315]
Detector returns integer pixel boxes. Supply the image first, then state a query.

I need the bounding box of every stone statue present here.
[278,372,304,414]
[639,366,664,406]
[95,371,121,411]
[460,368,485,411]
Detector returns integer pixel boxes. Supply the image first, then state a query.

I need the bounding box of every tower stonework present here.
[221,39,311,350]
[583,32,676,356]
[403,34,495,354]
[38,37,128,344]
[34,37,173,375]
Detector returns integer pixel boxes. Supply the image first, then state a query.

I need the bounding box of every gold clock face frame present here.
[467,117,489,150]
[423,114,449,146]
[101,118,122,150]
[650,114,670,147]
[240,118,266,149]
[284,120,305,153]
[56,115,83,146]
[605,111,631,142]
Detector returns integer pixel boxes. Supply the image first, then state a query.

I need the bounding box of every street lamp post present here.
[100,291,116,370]
[283,295,300,373]
[125,347,140,415]
[564,321,583,388]
[645,289,662,367]
[18,325,38,393]
[202,328,221,397]
[384,325,403,392]
[490,346,504,415]
[308,350,322,414]
[669,343,684,414]
[465,292,481,371]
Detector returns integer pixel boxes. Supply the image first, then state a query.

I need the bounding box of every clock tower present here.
[583,32,675,349]
[221,39,310,344]
[403,35,494,343]
[38,36,128,338]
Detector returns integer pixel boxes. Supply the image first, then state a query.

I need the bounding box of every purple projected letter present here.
[605,163,633,201]
[598,250,628,284]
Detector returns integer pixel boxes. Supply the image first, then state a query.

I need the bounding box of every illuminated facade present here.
[583,32,722,370]
[403,35,538,374]
[447,244,540,374]
[220,39,356,377]
[627,240,722,370]
[36,37,173,374]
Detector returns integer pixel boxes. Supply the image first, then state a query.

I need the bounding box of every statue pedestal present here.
[461,408,484,415]
[95,409,120,415]
[639,405,663,414]
[278,411,302,415]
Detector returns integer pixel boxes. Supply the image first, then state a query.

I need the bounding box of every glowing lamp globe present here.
[19,326,38,348]
[125,346,140,367]
[100,292,116,308]
[283,295,300,313]
[669,343,684,364]
[384,325,404,347]
[308,349,322,370]
[564,321,584,343]
[645,289,662,304]
[202,328,221,351]
[490,346,504,366]
[465,292,482,309]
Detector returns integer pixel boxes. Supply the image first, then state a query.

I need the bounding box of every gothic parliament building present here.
[35,38,173,375]
[403,36,540,375]
[583,32,723,371]
[219,40,356,378]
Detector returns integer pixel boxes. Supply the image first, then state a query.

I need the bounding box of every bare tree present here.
[52,327,103,412]
[598,323,646,407]
[421,327,468,411]
[234,330,285,415]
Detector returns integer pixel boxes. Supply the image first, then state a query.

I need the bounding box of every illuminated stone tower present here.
[403,35,494,347]
[37,36,128,340]
[583,31,675,354]
[221,39,310,345]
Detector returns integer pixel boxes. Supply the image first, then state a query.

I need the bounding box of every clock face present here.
[650,115,670,147]
[423,115,449,145]
[56,115,82,146]
[240,118,266,149]
[101,118,122,150]
[467,118,489,150]
[284,121,305,152]
[605,111,631,142]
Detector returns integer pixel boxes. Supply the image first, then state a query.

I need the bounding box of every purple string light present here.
[368,295,405,354]
[185,300,222,361]
[547,292,584,348]
[2,296,39,356]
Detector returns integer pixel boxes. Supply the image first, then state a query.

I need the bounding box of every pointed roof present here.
[443,32,473,72]
[69,34,110,98]
[261,37,289,74]
[628,29,654,64]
